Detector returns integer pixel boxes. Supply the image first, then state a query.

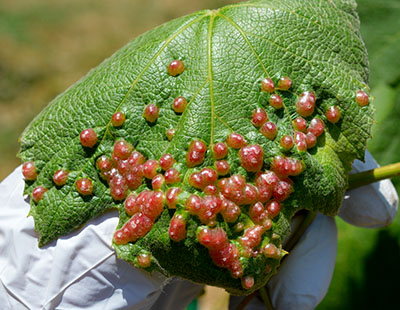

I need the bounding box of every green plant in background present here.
[318,0,400,309]
[0,0,240,181]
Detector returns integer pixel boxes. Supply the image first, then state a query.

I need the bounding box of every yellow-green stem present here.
[348,162,400,189]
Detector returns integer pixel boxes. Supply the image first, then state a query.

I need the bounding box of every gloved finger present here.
[339,150,398,228]
[229,213,337,310]
[0,166,167,310]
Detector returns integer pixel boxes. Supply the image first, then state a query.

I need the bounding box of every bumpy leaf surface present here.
[19,0,373,295]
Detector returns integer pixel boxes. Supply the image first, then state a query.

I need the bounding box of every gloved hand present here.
[0,151,397,310]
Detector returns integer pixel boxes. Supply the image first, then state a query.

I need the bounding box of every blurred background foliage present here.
[0,0,399,309]
[318,0,400,308]
[0,0,239,180]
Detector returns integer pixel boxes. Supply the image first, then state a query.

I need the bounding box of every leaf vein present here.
[208,14,216,147]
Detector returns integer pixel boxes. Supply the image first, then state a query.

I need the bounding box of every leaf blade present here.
[19,0,373,294]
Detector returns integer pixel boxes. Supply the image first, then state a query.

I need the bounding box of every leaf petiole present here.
[259,286,274,310]
[348,162,400,189]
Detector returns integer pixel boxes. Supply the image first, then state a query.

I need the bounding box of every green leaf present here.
[18,0,373,295]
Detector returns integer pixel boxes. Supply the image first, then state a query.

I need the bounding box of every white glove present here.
[0,166,173,310]
[0,150,397,310]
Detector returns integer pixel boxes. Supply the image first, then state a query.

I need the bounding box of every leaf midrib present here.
[208,13,216,147]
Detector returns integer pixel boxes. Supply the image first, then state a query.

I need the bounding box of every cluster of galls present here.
[113,191,163,245]
[22,111,133,203]
[182,138,294,289]
[187,172,286,288]
[109,149,184,245]
[108,134,294,290]
[193,182,284,289]
[22,160,91,203]
[21,127,296,290]
[197,227,243,279]
[257,78,326,151]
[257,77,370,152]
[22,64,372,291]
